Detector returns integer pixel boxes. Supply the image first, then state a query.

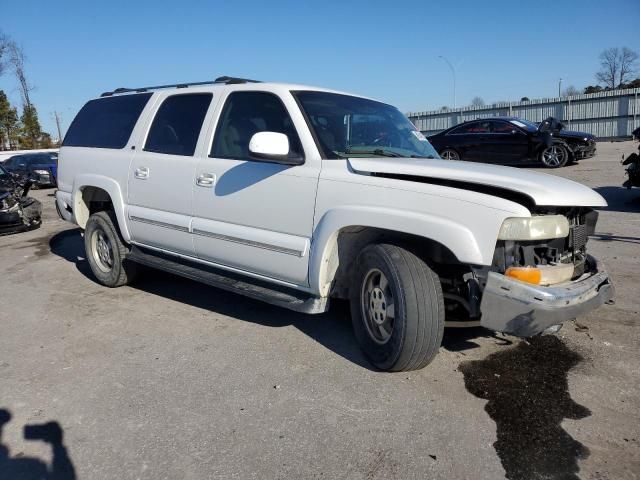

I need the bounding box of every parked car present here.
[428,117,596,168]
[0,163,42,235]
[55,77,613,371]
[2,152,58,187]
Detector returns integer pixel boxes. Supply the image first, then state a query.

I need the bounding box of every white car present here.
[55,76,614,371]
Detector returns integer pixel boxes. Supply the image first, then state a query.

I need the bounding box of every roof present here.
[99,76,365,100]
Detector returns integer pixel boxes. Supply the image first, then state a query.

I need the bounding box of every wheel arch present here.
[309,207,484,297]
[72,174,130,242]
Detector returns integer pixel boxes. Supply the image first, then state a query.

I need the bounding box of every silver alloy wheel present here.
[541,145,566,167]
[361,268,395,344]
[440,149,459,160]
[91,228,114,273]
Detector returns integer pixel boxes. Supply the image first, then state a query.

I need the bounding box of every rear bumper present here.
[55,190,74,222]
[480,256,614,337]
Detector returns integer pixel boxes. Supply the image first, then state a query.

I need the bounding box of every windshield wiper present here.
[345,148,403,157]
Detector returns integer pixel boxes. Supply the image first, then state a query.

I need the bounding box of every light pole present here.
[438,55,456,109]
[558,78,562,97]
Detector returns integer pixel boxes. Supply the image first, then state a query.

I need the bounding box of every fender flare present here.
[309,206,485,296]
[72,174,131,242]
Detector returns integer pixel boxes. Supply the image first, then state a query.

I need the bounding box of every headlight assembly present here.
[498,215,569,241]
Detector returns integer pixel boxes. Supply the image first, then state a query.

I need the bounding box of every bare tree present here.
[8,41,34,107]
[619,47,639,86]
[0,30,10,77]
[596,47,639,88]
[562,85,580,97]
[471,96,485,107]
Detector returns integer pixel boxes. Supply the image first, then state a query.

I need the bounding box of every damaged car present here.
[622,140,640,188]
[428,116,596,168]
[0,164,42,235]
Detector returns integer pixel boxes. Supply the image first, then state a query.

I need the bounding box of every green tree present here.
[19,103,42,149]
[584,85,603,94]
[0,90,21,150]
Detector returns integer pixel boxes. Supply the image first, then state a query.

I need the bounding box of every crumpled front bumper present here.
[480,256,614,337]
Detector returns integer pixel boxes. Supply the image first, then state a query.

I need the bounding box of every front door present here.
[483,120,530,164]
[192,90,320,286]
[127,92,214,256]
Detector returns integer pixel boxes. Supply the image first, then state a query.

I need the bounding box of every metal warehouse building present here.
[408,87,640,139]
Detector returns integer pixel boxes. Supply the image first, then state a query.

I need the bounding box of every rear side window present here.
[63,93,152,149]
[144,93,212,156]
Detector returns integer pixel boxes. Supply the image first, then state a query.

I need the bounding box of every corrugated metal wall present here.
[408,87,640,139]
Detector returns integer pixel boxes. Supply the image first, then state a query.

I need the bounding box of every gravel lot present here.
[1,141,639,480]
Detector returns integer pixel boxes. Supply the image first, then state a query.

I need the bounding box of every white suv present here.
[55,76,614,371]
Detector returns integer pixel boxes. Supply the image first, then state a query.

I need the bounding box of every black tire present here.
[539,144,569,168]
[439,148,460,161]
[349,244,445,372]
[84,210,138,287]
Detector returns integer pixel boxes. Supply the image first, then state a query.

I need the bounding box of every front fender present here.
[309,206,485,296]
[72,174,130,242]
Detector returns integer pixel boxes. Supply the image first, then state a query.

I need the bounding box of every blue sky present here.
[1,0,639,138]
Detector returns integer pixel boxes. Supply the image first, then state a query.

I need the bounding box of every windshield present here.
[510,118,538,132]
[293,91,440,159]
[26,154,55,165]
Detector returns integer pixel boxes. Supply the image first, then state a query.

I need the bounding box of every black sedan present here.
[428,117,596,168]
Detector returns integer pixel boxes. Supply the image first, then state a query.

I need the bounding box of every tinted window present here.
[63,93,152,149]
[144,93,212,156]
[491,121,516,133]
[450,121,491,134]
[211,91,303,161]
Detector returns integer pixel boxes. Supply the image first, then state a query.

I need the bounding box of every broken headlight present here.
[0,192,18,212]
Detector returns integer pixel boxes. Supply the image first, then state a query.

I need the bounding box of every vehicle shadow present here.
[49,228,506,371]
[0,408,76,480]
[593,186,640,213]
[459,336,591,480]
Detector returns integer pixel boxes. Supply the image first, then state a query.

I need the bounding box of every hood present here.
[556,130,595,141]
[347,157,607,208]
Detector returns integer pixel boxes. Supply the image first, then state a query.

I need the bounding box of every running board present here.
[127,246,329,314]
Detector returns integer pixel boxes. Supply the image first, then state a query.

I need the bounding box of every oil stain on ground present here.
[459,336,591,480]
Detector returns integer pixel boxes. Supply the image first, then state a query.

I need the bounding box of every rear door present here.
[127,92,214,256]
[192,90,320,285]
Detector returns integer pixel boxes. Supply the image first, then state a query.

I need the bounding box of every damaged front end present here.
[0,168,42,235]
[476,208,614,337]
[622,148,640,189]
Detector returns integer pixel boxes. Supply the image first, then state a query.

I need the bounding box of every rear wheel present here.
[349,244,445,372]
[439,148,460,160]
[85,211,138,287]
[540,144,569,168]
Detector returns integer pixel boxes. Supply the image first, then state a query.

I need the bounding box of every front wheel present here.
[84,211,138,287]
[439,148,460,160]
[540,144,569,168]
[349,244,445,372]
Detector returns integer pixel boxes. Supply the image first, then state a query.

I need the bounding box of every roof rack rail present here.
[214,76,261,84]
[100,76,261,97]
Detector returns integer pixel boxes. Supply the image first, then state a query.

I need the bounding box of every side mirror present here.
[249,132,302,165]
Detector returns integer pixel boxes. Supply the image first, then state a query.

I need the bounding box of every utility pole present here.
[558,78,562,97]
[438,55,456,109]
[53,111,63,145]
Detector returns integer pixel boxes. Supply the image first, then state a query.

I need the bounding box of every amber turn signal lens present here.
[505,267,542,285]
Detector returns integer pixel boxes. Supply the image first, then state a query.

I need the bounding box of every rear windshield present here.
[63,93,152,149]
